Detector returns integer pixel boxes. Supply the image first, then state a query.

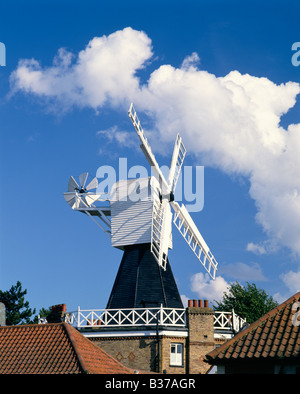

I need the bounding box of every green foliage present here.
[0,281,36,325]
[212,282,279,324]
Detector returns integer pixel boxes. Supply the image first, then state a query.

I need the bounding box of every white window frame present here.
[170,343,183,366]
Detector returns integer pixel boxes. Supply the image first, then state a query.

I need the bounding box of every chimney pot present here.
[204,299,209,308]
[51,304,66,313]
[198,300,203,308]
[188,300,193,307]
[193,299,198,307]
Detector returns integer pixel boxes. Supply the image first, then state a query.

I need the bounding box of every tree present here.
[212,282,279,324]
[0,281,36,325]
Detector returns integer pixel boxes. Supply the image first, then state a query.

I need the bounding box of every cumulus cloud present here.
[180,294,190,308]
[10,27,152,110]
[246,242,268,255]
[96,126,137,148]
[274,269,300,303]
[190,272,229,302]
[246,240,279,255]
[181,52,201,71]
[140,57,300,261]
[280,269,300,293]
[220,262,266,281]
[10,27,300,266]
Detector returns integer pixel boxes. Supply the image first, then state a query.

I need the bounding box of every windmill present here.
[63,104,218,309]
[64,172,111,236]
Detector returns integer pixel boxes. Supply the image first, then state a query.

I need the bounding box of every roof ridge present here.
[0,322,72,330]
[63,322,90,374]
[241,291,300,333]
[206,291,300,361]
[0,321,137,374]
[63,323,135,374]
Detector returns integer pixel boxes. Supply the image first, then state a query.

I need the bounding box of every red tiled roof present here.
[205,291,300,365]
[0,322,135,374]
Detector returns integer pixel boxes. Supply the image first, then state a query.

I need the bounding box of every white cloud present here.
[96,126,137,148]
[246,242,267,255]
[280,269,300,293]
[10,27,300,264]
[10,27,152,110]
[141,60,300,261]
[180,294,190,308]
[181,52,200,71]
[273,269,300,303]
[246,240,279,256]
[220,262,266,281]
[190,272,229,302]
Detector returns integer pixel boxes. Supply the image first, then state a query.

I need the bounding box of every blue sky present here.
[0,0,300,315]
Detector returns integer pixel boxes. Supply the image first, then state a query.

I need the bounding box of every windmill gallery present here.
[61,104,229,374]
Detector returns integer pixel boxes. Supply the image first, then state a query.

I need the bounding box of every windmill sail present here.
[128,103,219,279]
[128,103,169,194]
[168,133,186,194]
[128,104,174,270]
[64,192,77,209]
[79,172,88,189]
[68,176,79,192]
[171,201,218,279]
[151,199,172,270]
[86,177,98,191]
[151,132,185,270]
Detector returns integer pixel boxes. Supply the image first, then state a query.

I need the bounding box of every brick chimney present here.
[186,299,215,374]
[47,304,67,323]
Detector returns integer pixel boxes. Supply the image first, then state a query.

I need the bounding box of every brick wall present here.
[92,333,189,373]
[92,336,158,372]
[186,300,215,374]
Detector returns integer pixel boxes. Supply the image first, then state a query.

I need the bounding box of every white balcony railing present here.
[51,306,246,333]
[214,310,247,333]
[63,306,186,328]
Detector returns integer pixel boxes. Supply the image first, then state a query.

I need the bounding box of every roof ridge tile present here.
[205,291,300,364]
[0,322,136,374]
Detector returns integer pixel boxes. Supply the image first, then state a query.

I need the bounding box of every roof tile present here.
[0,322,135,374]
[205,291,300,365]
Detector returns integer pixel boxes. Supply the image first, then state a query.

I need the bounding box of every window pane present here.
[170,352,176,364]
[170,343,183,366]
